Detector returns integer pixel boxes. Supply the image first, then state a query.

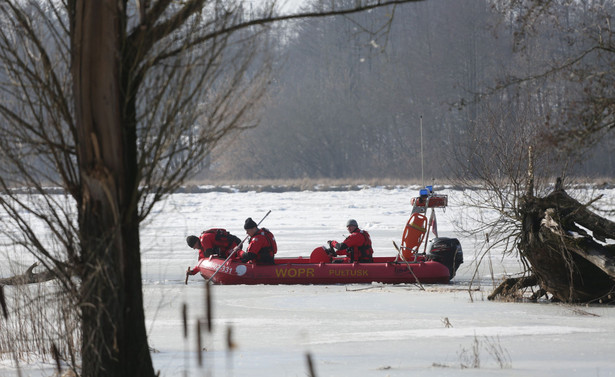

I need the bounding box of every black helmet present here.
[186,235,199,248]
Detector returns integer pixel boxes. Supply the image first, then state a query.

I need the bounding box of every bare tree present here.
[0,0,425,376]
[452,0,615,302]
[490,0,615,156]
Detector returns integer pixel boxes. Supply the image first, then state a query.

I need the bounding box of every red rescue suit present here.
[331,228,374,263]
[241,228,277,265]
[199,228,241,258]
[190,229,241,275]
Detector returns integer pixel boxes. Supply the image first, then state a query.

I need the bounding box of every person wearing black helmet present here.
[185,228,242,275]
[328,219,374,263]
[238,217,277,264]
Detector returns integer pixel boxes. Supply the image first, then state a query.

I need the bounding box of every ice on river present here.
[3,187,615,376]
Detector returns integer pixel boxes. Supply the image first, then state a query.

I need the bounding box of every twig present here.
[393,241,425,290]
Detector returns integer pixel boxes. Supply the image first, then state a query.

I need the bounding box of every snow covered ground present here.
[3,186,615,376]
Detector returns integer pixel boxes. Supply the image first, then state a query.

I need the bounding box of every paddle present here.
[392,240,425,290]
[201,210,272,285]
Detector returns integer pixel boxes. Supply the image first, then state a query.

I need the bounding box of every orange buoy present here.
[401,213,427,261]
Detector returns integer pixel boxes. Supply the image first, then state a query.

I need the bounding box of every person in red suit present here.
[239,217,277,264]
[329,219,374,263]
[186,229,242,275]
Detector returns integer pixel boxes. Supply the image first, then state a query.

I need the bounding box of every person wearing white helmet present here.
[328,219,374,263]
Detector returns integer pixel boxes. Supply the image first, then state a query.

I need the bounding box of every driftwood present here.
[494,179,615,303]
[0,262,60,286]
[488,275,538,301]
[0,262,61,320]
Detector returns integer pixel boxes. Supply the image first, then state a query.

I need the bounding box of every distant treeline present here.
[199,0,615,181]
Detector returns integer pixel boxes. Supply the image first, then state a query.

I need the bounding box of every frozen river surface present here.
[3,187,615,376]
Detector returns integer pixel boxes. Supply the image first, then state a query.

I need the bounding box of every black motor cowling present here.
[427,237,463,279]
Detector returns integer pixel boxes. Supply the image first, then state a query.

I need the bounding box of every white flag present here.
[429,210,438,238]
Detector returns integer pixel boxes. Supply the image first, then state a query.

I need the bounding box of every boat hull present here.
[196,256,451,285]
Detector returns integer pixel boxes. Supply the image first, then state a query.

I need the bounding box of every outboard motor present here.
[427,237,463,279]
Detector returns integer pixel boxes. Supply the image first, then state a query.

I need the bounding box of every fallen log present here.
[515,183,615,303]
[488,275,538,301]
[0,262,60,286]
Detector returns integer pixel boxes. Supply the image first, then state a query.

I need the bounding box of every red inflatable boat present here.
[195,254,453,285]
[195,186,463,285]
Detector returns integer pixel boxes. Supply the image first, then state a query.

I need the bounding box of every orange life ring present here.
[401,213,427,261]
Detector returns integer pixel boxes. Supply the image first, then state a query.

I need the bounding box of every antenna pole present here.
[420,115,424,187]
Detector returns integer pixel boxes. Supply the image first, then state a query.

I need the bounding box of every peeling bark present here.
[72,2,154,376]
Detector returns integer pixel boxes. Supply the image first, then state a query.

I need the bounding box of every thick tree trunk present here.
[71,2,154,376]
[517,183,615,303]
